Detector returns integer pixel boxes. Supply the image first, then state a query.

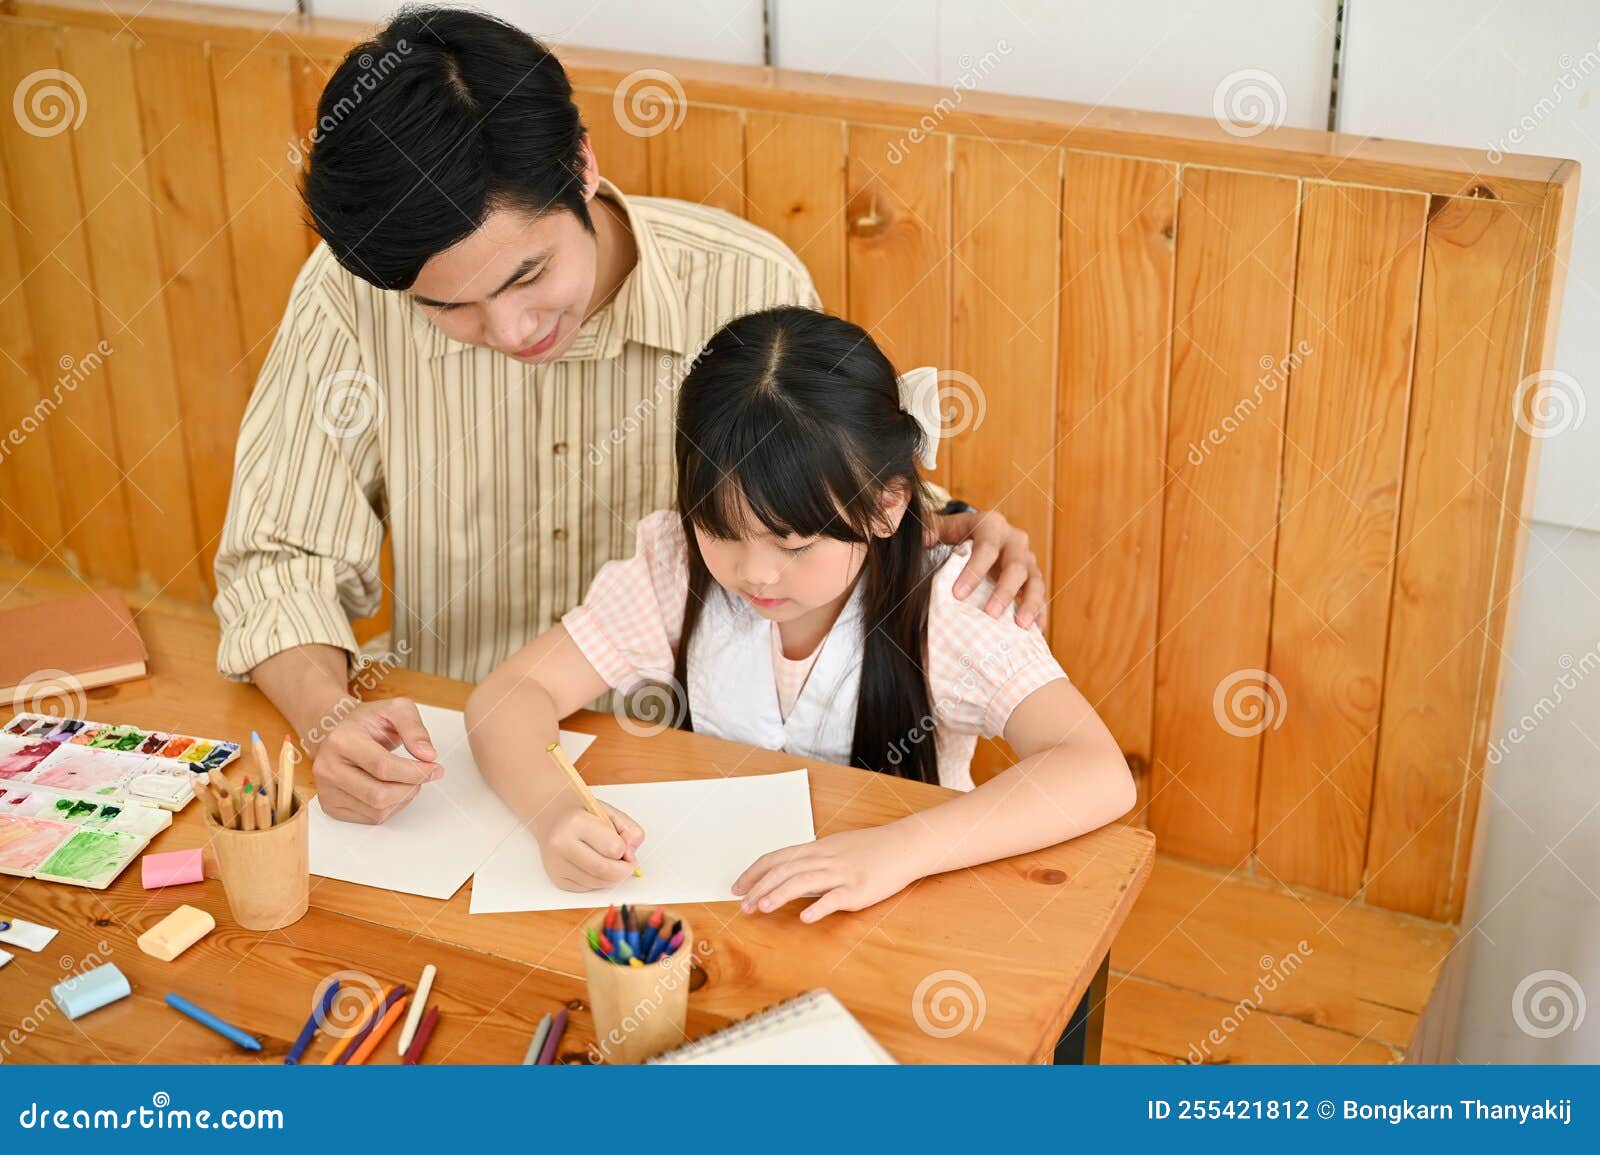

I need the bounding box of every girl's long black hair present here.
[671,307,940,784]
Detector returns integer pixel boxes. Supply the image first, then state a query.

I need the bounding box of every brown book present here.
[0,590,148,700]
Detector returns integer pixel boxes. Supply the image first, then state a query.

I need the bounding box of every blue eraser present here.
[52,962,131,1020]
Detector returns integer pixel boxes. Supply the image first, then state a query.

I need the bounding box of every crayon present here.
[536,1008,568,1065]
[402,1006,440,1065]
[165,992,260,1051]
[286,979,342,1065]
[522,1012,552,1065]
[348,995,409,1065]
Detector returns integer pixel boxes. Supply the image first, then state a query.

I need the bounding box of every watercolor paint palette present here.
[0,713,240,812]
[0,782,172,888]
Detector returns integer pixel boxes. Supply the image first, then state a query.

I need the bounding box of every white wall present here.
[310,0,766,62]
[775,0,1338,130]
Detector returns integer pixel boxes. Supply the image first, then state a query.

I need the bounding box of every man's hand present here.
[926,507,1047,629]
[312,696,443,824]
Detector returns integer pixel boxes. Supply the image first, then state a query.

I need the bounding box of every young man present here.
[214,7,1045,824]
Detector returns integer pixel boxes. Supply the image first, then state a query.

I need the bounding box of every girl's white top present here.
[562,511,1067,790]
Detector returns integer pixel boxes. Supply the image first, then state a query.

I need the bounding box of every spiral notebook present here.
[647,989,896,1065]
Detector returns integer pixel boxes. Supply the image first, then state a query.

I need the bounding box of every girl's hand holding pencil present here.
[536,797,645,890]
[537,741,645,890]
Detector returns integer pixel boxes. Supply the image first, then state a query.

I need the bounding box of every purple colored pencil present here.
[536,1008,568,1065]
[337,983,408,1065]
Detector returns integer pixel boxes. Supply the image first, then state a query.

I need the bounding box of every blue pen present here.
[628,929,640,955]
[165,992,261,1052]
[285,979,341,1064]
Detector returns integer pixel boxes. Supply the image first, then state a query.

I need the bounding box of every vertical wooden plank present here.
[844,124,949,410]
[572,88,650,197]
[212,46,305,380]
[1052,152,1177,824]
[60,25,207,601]
[133,36,253,591]
[289,55,339,255]
[647,106,744,216]
[0,150,68,564]
[949,137,1060,584]
[1146,167,1300,867]
[744,113,846,313]
[0,22,136,587]
[1254,183,1427,895]
[1365,196,1541,920]
[1454,167,1581,923]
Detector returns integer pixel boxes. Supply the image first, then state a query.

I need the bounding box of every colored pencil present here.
[397,964,436,1055]
[522,1012,552,1065]
[546,743,642,877]
[253,789,271,831]
[216,788,238,830]
[348,995,408,1064]
[402,1006,440,1065]
[250,730,275,812]
[276,734,296,820]
[239,782,256,832]
[286,979,342,1065]
[536,1008,568,1065]
[165,992,261,1052]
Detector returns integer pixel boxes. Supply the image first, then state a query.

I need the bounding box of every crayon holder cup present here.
[582,910,694,1064]
[204,790,309,931]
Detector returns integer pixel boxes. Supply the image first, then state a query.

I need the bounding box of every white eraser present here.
[0,918,59,952]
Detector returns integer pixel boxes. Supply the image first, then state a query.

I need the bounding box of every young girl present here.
[465,307,1134,922]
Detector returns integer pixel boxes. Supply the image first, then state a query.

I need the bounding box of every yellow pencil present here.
[546,742,642,877]
[276,734,296,819]
[250,730,275,821]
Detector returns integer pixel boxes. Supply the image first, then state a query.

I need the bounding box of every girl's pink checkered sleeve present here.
[926,549,1069,738]
[561,511,687,692]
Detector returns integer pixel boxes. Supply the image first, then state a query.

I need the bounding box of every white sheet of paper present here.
[307,703,596,900]
[468,768,815,914]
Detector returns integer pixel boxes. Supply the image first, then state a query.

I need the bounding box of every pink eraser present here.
[141,848,204,889]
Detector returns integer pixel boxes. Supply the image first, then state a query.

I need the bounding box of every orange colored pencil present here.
[348,994,409,1065]
[320,985,391,1065]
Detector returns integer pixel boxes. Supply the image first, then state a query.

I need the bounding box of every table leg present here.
[1053,952,1109,1065]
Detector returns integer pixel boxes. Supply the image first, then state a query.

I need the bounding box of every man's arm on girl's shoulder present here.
[925,506,1048,629]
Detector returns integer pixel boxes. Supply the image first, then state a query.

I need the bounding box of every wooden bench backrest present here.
[0,0,1578,922]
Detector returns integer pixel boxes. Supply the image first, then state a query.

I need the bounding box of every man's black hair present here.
[301,5,592,291]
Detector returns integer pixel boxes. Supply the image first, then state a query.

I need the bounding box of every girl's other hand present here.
[732,827,918,923]
[537,799,646,891]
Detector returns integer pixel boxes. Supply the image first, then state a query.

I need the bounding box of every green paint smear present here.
[38,828,139,882]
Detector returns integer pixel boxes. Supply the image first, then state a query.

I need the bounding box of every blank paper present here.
[307,703,595,900]
[468,769,816,914]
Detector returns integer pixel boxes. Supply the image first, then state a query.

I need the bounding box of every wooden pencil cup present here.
[204,791,309,931]
[582,911,694,1064]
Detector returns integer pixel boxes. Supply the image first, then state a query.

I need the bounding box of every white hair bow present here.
[896,366,943,471]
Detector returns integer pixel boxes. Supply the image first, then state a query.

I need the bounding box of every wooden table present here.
[0,569,1154,1064]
